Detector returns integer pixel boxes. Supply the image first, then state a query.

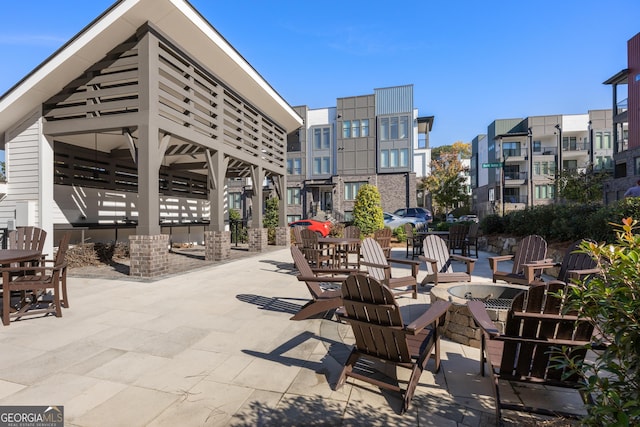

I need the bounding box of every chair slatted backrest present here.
[292,226,304,248]
[466,223,480,257]
[500,282,593,383]
[9,226,47,252]
[343,225,361,239]
[422,235,452,274]
[360,237,389,283]
[511,234,547,276]
[373,228,392,257]
[55,233,71,267]
[290,245,324,299]
[341,274,411,362]
[557,239,597,283]
[448,223,468,254]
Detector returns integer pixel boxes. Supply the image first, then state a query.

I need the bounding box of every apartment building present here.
[470,111,614,218]
[281,84,432,223]
[604,31,639,201]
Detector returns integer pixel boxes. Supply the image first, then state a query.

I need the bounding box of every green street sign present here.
[482,162,502,168]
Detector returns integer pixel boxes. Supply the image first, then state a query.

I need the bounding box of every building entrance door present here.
[322,191,332,213]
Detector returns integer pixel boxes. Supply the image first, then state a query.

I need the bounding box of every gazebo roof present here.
[0,0,302,143]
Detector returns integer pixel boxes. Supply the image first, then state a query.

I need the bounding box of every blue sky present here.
[1,1,639,148]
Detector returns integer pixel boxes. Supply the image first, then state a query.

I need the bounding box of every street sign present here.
[482,162,502,168]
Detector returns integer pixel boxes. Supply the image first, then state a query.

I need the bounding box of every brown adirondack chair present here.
[373,227,392,258]
[488,234,548,286]
[336,274,451,413]
[404,223,422,259]
[8,226,47,267]
[522,239,600,285]
[289,245,348,321]
[360,237,419,299]
[2,233,70,325]
[448,223,469,256]
[291,226,304,249]
[419,234,476,286]
[469,281,597,422]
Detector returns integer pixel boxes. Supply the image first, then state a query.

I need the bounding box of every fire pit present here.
[430,282,529,348]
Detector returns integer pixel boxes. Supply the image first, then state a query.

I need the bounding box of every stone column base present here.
[205,230,231,261]
[275,226,291,246]
[248,228,268,252]
[129,234,170,278]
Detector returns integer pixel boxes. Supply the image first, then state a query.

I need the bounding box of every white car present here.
[383,212,425,230]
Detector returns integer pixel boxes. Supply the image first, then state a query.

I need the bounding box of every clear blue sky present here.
[1,0,639,148]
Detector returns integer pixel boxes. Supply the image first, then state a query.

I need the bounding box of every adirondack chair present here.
[360,237,419,299]
[404,223,422,259]
[291,226,304,250]
[289,245,349,321]
[465,222,480,258]
[488,234,548,286]
[469,281,597,422]
[336,274,451,413]
[2,233,70,325]
[373,228,392,258]
[448,223,469,256]
[522,239,600,285]
[419,234,476,286]
[299,228,333,268]
[8,226,47,266]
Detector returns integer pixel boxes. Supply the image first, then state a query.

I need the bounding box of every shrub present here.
[263,196,279,244]
[480,214,504,234]
[393,225,407,242]
[329,222,344,237]
[551,218,640,426]
[352,184,384,236]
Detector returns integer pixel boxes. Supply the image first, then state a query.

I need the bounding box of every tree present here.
[421,153,469,216]
[557,168,610,204]
[352,184,384,236]
[432,141,471,160]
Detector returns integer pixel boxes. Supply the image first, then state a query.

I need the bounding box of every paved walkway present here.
[0,247,585,426]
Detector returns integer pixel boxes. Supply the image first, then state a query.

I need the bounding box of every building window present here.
[399,148,408,167]
[504,188,520,203]
[380,115,410,141]
[229,192,242,210]
[535,185,555,200]
[351,120,360,137]
[287,215,301,223]
[533,140,541,152]
[635,157,640,175]
[313,127,330,150]
[287,158,302,175]
[534,161,555,175]
[603,132,611,149]
[313,157,330,174]
[381,148,409,169]
[562,136,577,151]
[342,121,351,138]
[381,150,389,168]
[361,119,369,137]
[344,182,367,200]
[287,188,300,205]
[502,141,520,157]
[343,211,353,222]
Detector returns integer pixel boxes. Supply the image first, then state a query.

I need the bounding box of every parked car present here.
[383,212,425,230]
[459,215,479,223]
[393,207,433,223]
[288,219,332,237]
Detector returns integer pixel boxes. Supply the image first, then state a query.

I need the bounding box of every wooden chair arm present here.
[494,335,592,347]
[311,267,358,276]
[488,255,513,272]
[387,258,422,267]
[297,275,347,283]
[468,301,500,338]
[451,255,477,274]
[1,262,66,275]
[418,256,438,273]
[405,300,451,333]
[360,260,388,270]
[566,268,601,280]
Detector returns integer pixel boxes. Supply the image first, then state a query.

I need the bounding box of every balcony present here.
[503,171,527,186]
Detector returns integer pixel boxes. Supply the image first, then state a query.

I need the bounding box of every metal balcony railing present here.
[504,171,528,181]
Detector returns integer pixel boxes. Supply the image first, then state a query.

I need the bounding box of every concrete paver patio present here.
[0,247,585,426]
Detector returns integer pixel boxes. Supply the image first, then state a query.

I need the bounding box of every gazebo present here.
[0,0,303,277]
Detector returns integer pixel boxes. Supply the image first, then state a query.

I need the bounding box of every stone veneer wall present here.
[204,230,230,261]
[275,226,290,246]
[129,234,170,278]
[248,228,268,252]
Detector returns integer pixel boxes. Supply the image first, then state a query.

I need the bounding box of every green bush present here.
[263,197,279,244]
[352,184,384,236]
[393,225,407,242]
[480,214,504,234]
[551,218,640,425]
[329,222,343,237]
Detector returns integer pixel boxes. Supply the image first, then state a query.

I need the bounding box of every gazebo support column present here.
[130,33,167,278]
[271,175,289,246]
[249,165,266,252]
[205,149,230,261]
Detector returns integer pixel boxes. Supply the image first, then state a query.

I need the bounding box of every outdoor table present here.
[317,237,361,269]
[0,249,42,267]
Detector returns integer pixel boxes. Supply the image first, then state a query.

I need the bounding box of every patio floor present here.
[0,246,586,426]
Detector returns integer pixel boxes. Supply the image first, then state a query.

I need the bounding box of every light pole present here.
[528,127,533,208]
[555,124,562,202]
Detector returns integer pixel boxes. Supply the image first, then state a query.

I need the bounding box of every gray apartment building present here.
[470,111,614,218]
[283,84,430,223]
